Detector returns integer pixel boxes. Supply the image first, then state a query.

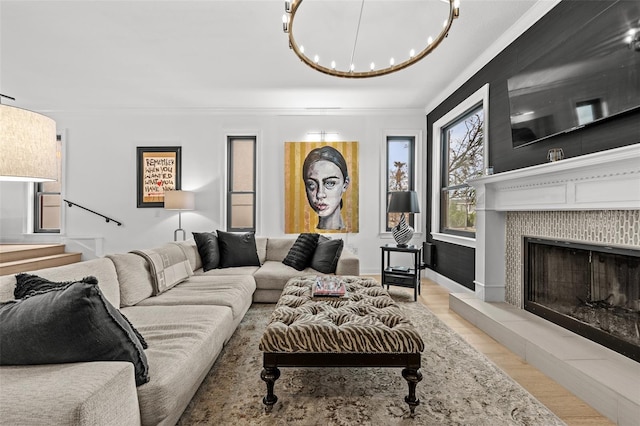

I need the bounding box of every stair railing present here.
[63,199,123,226]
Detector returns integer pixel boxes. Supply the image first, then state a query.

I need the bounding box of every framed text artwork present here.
[136,146,182,208]
[284,141,359,233]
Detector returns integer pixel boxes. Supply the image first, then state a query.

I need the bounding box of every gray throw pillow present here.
[193,231,220,271]
[1,277,149,386]
[282,233,320,271]
[14,273,148,348]
[310,237,344,274]
[216,230,260,268]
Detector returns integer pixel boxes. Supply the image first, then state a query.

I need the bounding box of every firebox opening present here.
[524,237,640,363]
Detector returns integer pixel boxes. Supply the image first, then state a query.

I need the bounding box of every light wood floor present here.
[368,275,614,426]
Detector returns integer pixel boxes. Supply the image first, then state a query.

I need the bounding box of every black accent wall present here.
[425,0,640,290]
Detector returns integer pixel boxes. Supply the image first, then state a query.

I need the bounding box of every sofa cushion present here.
[282,233,320,271]
[131,244,193,295]
[0,279,149,386]
[255,237,268,264]
[265,238,296,262]
[121,304,234,426]
[0,258,121,308]
[216,230,260,268]
[136,275,255,322]
[193,265,260,277]
[0,362,141,426]
[311,237,344,274]
[107,253,155,307]
[192,231,220,271]
[171,239,202,271]
[253,260,315,290]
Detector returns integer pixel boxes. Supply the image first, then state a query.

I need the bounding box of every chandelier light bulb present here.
[282,0,461,78]
[443,19,448,28]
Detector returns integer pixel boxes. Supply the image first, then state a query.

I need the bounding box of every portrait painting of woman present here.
[285,142,359,233]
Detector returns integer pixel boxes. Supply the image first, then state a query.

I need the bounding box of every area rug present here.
[178,289,565,425]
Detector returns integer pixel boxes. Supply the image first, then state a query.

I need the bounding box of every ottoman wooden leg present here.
[402,367,423,415]
[260,367,280,412]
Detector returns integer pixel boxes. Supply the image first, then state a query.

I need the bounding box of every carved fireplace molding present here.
[467,143,640,302]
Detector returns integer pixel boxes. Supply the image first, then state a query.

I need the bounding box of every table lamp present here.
[387,191,420,247]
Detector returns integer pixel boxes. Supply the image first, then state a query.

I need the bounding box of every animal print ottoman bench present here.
[258,276,425,414]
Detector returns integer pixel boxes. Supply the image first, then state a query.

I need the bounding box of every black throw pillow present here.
[14,273,148,349]
[216,230,261,268]
[192,231,220,271]
[282,233,320,271]
[310,237,344,274]
[0,278,150,386]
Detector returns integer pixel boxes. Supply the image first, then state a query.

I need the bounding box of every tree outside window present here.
[386,136,415,231]
[441,106,484,235]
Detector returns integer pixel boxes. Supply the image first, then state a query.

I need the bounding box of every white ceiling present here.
[0,0,559,114]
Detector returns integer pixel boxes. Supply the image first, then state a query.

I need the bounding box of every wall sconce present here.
[387,191,421,247]
[163,190,195,241]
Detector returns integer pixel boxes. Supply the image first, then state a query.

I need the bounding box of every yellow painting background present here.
[284,141,359,233]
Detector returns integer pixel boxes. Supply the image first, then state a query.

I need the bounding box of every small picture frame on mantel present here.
[136,146,182,208]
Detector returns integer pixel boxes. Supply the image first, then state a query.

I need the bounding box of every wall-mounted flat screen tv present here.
[508,2,640,148]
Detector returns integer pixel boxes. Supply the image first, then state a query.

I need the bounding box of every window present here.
[386,136,416,231]
[34,134,62,233]
[431,84,489,247]
[227,136,256,232]
[441,106,484,236]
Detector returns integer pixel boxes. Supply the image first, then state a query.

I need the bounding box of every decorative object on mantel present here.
[164,190,195,241]
[388,191,420,247]
[282,0,460,78]
[547,148,564,162]
[0,94,57,182]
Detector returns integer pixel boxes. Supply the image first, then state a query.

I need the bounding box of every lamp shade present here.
[163,190,195,210]
[0,104,57,182]
[388,191,420,214]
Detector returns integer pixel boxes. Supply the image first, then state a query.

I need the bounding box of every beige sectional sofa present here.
[0,237,359,426]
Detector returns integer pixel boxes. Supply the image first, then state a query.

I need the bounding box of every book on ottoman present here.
[312,276,346,297]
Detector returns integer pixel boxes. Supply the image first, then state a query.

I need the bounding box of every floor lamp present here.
[164,190,195,241]
[0,102,57,182]
[388,191,420,247]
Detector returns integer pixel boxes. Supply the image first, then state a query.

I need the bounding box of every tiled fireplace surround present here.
[448,144,640,425]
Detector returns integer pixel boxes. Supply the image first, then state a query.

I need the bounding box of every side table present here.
[381,244,421,301]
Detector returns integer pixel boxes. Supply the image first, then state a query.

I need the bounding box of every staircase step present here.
[0,249,82,276]
[0,244,66,263]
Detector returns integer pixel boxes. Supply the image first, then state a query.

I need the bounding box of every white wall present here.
[0,110,426,274]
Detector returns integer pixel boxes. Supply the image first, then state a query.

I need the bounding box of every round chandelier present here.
[282,0,460,79]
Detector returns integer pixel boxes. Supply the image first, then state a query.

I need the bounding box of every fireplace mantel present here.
[467,143,640,302]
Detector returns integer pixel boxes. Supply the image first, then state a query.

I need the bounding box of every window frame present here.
[226,135,257,233]
[431,84,489,248]
[380,130,423,236]
[33,132,64,234]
